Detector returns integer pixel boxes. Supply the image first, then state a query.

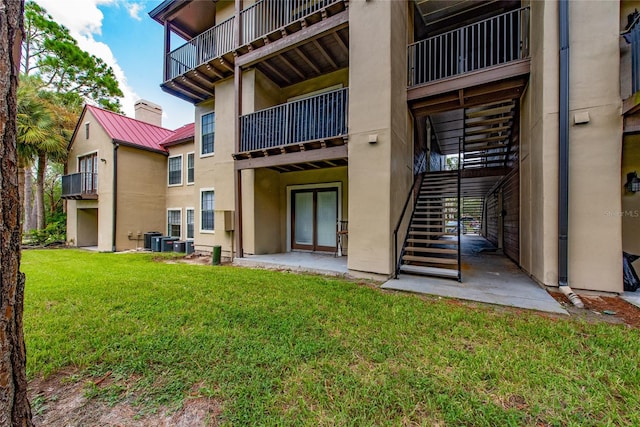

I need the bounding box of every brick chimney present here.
[134,99,162,127]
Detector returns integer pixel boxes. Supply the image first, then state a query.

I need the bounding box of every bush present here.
[25,213,66,246]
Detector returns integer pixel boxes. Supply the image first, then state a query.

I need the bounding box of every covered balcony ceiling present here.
[159,0,349,103]
[246,26,348,87]
[236,5,349,88]
[150,0,217,41]
[414,0,521,36]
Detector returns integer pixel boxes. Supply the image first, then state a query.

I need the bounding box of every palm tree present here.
[17,76,69,230]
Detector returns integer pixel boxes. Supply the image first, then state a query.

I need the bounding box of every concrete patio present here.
[234,252,349,276]
[383,235,568,315]
[232,237,567,315]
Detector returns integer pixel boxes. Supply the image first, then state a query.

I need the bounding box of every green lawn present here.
[23,249,640,426]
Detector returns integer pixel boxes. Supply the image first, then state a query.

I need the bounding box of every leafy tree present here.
[17,75,80,230]
[22,1,122,111]
[19,1,118,231]
[0,0,34,423]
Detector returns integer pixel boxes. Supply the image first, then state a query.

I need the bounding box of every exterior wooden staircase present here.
[397,170,461,281]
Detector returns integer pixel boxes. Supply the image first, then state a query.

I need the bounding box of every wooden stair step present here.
[404,246,458,255]
[400,264,459,279]
[465,125,510,136]
[420,189,457,193]
[406,238,459,245]
[402,255,458,265]
[409,231,456,236]
[415,206,449,210]
[410,225,445,230]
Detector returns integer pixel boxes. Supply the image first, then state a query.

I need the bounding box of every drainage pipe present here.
[112,143,119,252]
[558,0,584,308]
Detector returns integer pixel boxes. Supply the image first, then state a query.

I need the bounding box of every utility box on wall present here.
[218,210,234,231]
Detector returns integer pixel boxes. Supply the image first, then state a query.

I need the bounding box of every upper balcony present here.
[408,5,530,117]
[233,87,348,172]
[61,172,98,200]
[154,0,349,104]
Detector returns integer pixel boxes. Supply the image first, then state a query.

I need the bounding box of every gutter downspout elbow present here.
[558,0,584,308]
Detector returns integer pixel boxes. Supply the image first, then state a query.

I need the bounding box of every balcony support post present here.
[234,0,244,259]
[164,21,171,82]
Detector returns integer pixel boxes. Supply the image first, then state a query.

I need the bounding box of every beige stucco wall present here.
[67,109,115,251]
[347,0,410,276]
[165,141,196,240]
[194,99,217,252]
[115,145,166,251]
[192,77,236,258]
[216,0,235,22]
[212,77,236,258]
[521,1,623,292]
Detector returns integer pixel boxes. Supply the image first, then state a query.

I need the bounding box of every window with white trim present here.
[168,209,181,238]
[187,153,194,184]
[201,112,215,155]
[201,190,214,231]
[186,208,194,239]
[168,155,182,186]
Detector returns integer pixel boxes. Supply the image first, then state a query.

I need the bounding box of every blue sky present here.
[36,0,193,130]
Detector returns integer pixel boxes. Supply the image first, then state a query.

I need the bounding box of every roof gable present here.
[160,122,195,147]
[86,105,173,153]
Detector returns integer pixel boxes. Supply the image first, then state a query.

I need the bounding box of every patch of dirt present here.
[550,292,640,328]
[29,371,222,427]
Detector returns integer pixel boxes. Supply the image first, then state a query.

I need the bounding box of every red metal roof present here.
[86,105,174,153]
[160,122,195,147]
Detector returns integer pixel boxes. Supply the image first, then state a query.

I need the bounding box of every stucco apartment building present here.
[64,0,640,296]
[64,101,197,252]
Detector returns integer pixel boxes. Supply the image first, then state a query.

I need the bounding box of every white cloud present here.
[34,0,140,117]
[126,3,143,21]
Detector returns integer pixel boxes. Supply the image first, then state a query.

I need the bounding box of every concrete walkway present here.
[622,292,640,309]
[382,236,568,315]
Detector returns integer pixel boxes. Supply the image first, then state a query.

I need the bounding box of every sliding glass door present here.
[292,188,338,251]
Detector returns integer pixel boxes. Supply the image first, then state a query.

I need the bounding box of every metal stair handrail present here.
[393,172,424,279]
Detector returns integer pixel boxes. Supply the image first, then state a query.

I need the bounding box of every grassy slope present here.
[23,250,640,426]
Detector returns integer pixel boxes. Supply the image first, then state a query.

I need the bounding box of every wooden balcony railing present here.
[408,7,530,87]
[240,0,338,45]
[240,88,348,152]
[165,16,235,81]
[61,172,98,199]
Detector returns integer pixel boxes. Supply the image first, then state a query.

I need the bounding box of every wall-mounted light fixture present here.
[368,134,378,144]
[100,158,107,163]
[626,171,640,193]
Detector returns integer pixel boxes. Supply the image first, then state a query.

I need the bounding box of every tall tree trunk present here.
[17,161,24,229]
[35,153,45,230]
[22,166,32,232]
[0,0,34,425]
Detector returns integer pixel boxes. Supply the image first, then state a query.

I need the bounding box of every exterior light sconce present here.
[626,171,640,193]
[100,158,107,163]
[368,134,378,144]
